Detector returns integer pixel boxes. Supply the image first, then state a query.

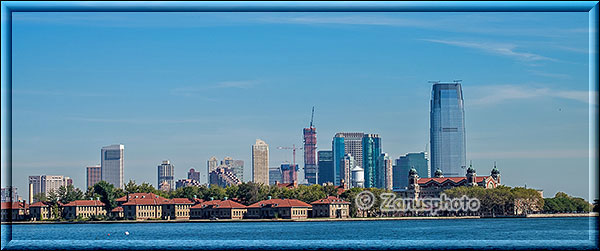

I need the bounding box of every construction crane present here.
[277,144,303,169]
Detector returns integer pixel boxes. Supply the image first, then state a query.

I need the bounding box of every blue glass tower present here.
[332,136,345,186]
[430,82,467,177]
[317,150,334,185]
[393,152,429,189]
[362,134,381,188]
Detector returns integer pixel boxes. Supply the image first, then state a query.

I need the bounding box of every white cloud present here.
[420,39,556,62]
[468,85,597,105]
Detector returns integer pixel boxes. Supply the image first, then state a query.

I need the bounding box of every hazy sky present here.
[9,11,597,200]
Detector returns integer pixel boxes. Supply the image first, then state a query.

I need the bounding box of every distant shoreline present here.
[2,213,596,225]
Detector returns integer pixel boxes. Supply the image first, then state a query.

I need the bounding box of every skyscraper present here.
[187,168,201,182]
[101,144,124,188]
[340,153,354,189]
[378,152,393,190]
[209,166,241,188]
[430,82,467,177]
[28,175,72,202]
[1,187,18,203]
[280,163,298,184]
[317,150,334,185]
[252,139,269,184]
[269,166,282,185]
[207,156,219,176]
[157,160,175,192]
[332,132,364,186]
[231,160,244,182]
[394,152,430,190]
[86,165,101,188]
[362,134,381,188]
[303,126,317,185]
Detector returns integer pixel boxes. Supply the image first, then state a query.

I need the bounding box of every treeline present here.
[543,192,591,213]
[444,186,544,216]
[444,186,593,215]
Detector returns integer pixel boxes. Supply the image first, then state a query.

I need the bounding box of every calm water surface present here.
[1,217,598,250]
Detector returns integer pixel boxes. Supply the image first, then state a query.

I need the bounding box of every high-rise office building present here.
[28,175,72,202]
[340,154,354,189]
[332,132,364,186]
[207,156,219,176]
[269,167,282,185]
[252,139,269,184]
[430,82,467,177]
[209,166,241,188]
[362,134,381,188]
[280,163,298,184]
[303,127,317,185]
[222,156,234,167]
[231,160,244,182]
[393,152,429,190]
[317,150,334,185]
[378,153,393,190]
[187,168,201,182]
[157,160,175,192]
[86,165,101,188]
[1,187,18,203]
[101,144,124,188]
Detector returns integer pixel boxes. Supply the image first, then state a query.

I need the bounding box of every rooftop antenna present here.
[309,106,315,128]
[453,79,462,83]
[428,80,440,84]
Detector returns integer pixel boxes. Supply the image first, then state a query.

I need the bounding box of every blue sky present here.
[9,11,597,200]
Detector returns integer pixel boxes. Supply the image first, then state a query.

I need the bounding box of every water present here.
[1,217,598,250]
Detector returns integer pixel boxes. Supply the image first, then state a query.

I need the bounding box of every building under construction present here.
[303,107,317,185]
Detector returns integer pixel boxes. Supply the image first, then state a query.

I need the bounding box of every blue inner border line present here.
[1,1,598,12]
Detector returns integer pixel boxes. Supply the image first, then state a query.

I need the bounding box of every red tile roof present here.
[418,177,466,185]
[418,176,491,185]
[62,200,105,207]
[247,198,312,208]
[29,201,51,207]
[311,196,350,205]
[116,193,165,202]
[111,206,123,212]
[163,198,194,205]
[1,202,28,209]
[122,197,169,206]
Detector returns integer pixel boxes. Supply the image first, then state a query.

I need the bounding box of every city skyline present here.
[10,12,595,200]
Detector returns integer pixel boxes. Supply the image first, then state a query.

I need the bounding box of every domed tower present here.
[491,161,500,184]
[466,161,477,186]
[434,168,444,178]
[407,167,420,199]
[408,167,420,189]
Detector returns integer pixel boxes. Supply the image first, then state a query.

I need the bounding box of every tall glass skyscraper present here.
[101,144,124,188]
[362,134,381,188]
[317,150,334,185]
[430,82,466,177]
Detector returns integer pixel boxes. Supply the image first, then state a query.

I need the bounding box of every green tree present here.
[204,186,226,200]
[93,180,117,212]
[173,185,206,200]
[33,192,47,203]
[57,185,85,205]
